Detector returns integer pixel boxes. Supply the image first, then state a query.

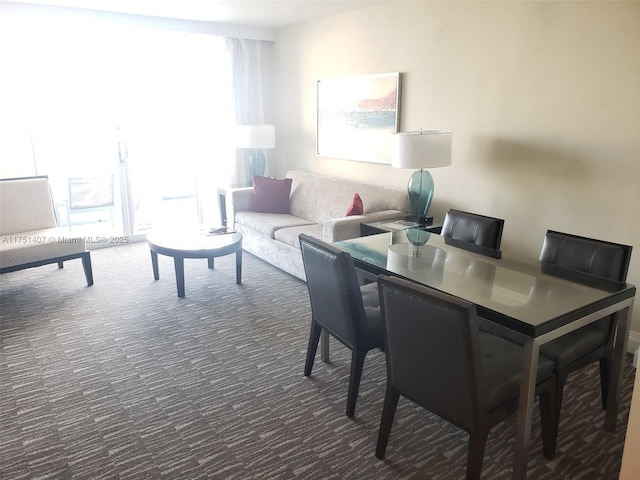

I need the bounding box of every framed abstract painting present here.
[317,72,401,163]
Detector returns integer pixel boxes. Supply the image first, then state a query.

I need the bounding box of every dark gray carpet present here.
[0,241,635,479]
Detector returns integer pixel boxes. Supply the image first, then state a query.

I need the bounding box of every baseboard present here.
[628,330,640,353]
[628,331,640,368]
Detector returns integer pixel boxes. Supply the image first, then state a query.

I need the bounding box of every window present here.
[0,11,234,235]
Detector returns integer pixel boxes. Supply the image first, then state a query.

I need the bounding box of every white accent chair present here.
[0,176,93,286]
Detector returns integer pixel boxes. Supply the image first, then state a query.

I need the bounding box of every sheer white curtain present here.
[225,38,268,186]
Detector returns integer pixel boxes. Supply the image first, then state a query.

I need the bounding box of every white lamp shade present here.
[236,124,276,149]
[391,130,452,169]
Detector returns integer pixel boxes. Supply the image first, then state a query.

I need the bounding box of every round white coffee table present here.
[147,227,242,298]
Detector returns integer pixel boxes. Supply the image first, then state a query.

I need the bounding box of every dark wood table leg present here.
[235,248,242,284]
[150,250,160,280]
[208,258,214,269]
[173,256,186,298]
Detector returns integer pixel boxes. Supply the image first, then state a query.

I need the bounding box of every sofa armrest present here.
[324,210,406,242]
[225,187,253,228]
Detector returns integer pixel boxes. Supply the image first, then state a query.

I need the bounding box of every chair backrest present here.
[377,274,484,432]
[539,230,632,283]
[539,230,632,335]
[68,176,115,210]
[441,209,504,258]
[0,176,57,235]
[299,234,369,347]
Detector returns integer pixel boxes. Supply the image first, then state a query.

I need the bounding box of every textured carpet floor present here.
[0,241,635,479]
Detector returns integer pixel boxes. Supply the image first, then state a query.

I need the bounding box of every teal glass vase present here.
[407,169,434,223]
[248,149,266,184]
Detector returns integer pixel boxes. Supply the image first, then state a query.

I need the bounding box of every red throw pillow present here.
[345,193,364,216]
[252,175,293,214]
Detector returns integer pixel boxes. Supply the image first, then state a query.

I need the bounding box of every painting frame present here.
[316,72,401,164]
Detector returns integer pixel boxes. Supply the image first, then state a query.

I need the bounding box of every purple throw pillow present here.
[252,175,293,214]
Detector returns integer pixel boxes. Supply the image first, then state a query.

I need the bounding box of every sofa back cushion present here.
[286,170,409,223]
[0,177,58,235]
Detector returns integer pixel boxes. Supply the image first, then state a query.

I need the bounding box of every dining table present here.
[334,228,636,479]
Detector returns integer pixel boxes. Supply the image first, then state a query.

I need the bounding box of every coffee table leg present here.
[173,256,186,297]
[208,258,214,269]
[150,250,160,280]
[236,249,242,284]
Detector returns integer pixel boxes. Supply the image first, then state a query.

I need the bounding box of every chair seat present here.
[540,325,607,369]
[360,282,383,339]
[480,333,554,411]
[364,307,383,340]
[360,282,379,307]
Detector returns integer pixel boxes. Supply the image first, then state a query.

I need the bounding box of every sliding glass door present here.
[0,12,234,241]
[30,120,124,237]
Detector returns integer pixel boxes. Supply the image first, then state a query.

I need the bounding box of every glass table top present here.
[335,229,635,336]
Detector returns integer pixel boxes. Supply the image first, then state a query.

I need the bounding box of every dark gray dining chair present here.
[441,209,504,258]
[538,230,632,455]
[375,275,557,479]
[299,233,384,418]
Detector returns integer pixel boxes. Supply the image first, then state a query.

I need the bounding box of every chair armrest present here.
[324,210,406,242]
[225,187,253,228]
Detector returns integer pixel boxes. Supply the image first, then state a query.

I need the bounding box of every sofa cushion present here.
[252,175,293,214]
[274,224,323,249]
[234,211,314,239]
[345,193,364,216]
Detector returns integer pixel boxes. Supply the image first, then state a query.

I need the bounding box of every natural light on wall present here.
[0,9,235,238]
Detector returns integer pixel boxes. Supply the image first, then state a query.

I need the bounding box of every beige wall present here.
[271,1,640,341]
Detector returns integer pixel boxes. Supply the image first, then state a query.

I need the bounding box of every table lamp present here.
[391,130,452,224]
[236,124,276,183]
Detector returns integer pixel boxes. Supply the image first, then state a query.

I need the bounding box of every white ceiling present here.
[3,0,389,29]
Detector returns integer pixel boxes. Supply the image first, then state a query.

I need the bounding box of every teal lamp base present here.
[407,168,434,224]
[248,149,266,184]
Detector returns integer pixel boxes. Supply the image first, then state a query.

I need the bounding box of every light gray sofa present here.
[226,170,409,280]
[0,176,93,285]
